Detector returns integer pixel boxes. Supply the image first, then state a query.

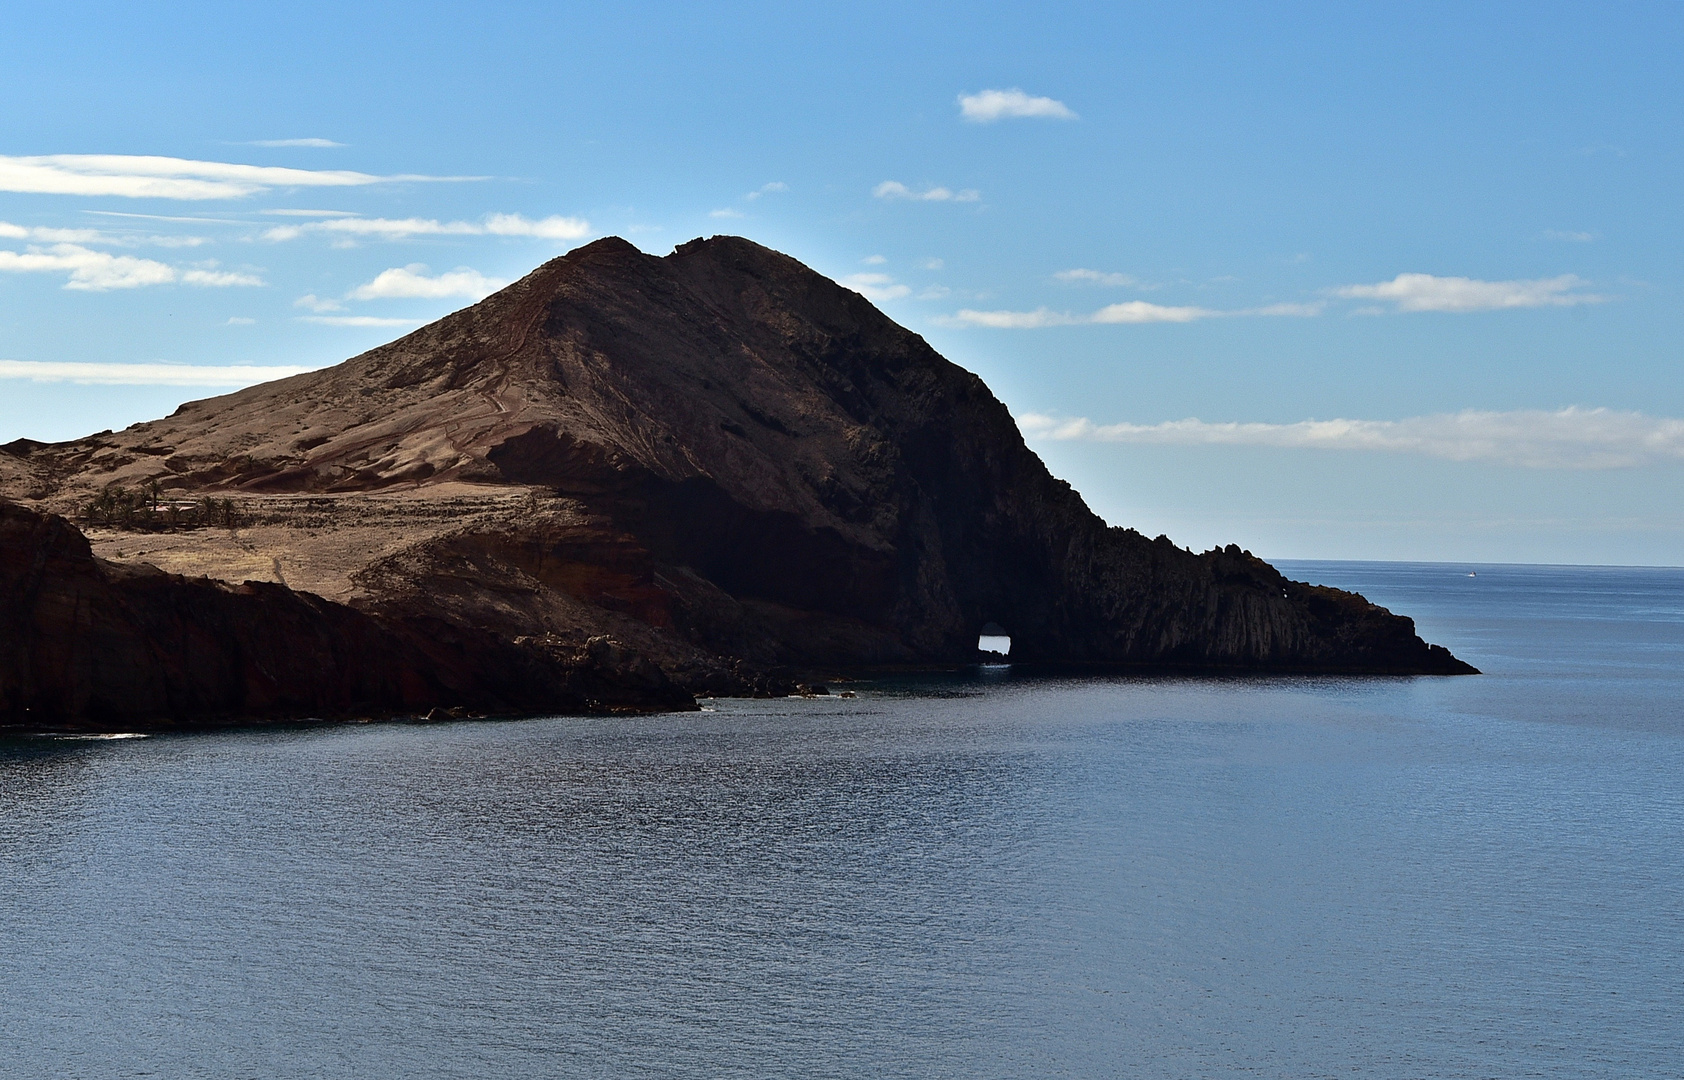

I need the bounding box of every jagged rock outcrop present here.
[0,235,1473,729]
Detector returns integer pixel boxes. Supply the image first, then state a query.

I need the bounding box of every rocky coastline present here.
[0,236,1474,733]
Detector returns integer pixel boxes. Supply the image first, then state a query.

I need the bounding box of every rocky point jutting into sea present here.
[0,236,1475,732]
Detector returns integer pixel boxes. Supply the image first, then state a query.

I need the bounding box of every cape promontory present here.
[0,235,1474,731]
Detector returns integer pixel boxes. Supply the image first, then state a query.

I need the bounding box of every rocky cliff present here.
[0,501,691,731]
[0,235,1473,729]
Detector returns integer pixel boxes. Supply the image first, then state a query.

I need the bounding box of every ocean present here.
[2,561,1680,1078]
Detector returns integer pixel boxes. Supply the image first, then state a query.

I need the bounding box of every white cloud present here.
[246,138,344,148]
[949,296,1322,328]
[873,181,980,203]
[262,217,476,241]
[262,208,358,217]
[862,254,887,265]
[0,359,314,386]
[951,299,1220,327]
[745,181,787,201]
[225,316,256,325]
[300,315,424,327]
[482,213,591,239]
[1543,230,1597,242]
[0,220,207,247]
[1092,301,1216,323]
[958,88,1077,123]
[263,212,590,243]
[0,240,259,290]
[1,221,87,242]
[1055,268,1141,287]
[0,154,467,200]
[839,273,911,302]
[1017,407,1684,469]
[294,263,506,312]
[922,258,944,270]
[952,307,1073,328]
[181,268,264,287]
[347,264,507,301]
[0,244,176,290]
[1333,272,1602,313]
[709,208,745,219]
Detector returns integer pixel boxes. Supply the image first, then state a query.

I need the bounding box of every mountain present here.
[0,236,1473,729]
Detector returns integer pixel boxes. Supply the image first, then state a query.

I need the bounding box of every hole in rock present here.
[978,621,1011,657]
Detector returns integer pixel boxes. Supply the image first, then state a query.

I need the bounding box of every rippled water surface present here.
[3,562,1682,1078]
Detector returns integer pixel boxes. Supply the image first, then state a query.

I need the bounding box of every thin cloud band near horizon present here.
[0,360,321,387]
[1017,407,1684,469]
[950,272,1605,325]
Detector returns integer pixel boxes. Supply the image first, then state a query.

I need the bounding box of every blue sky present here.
[2,1,1681,563]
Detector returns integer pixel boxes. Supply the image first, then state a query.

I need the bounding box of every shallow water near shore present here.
[3,561,1681,1078]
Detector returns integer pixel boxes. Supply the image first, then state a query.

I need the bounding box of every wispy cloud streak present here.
[1055,268,1141,287]
[839,273,910,301]
[1,219,208,247]
[1018,407,1684,469]
[0,244,261,290]
[962,270,1598,328]
[949,298,1319,327]
[300,315,424,328]
[874,181,980,203]
[0,360,314,386]
[1333,273,1602,312]
[0,154,471,200]
[263,212,589,242]
[245,138,344,148]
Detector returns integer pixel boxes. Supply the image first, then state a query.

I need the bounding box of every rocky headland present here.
[0,235,1474,732]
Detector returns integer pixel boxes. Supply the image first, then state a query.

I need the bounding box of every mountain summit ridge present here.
[1,235,1474,729]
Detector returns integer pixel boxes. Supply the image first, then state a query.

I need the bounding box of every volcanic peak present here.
[1,235,1474,729]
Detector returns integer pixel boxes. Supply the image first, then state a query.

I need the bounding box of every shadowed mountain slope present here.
[1,235,1472,728]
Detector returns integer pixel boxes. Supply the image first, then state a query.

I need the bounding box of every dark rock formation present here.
[0,501,693,731]
[0,235,1473,731]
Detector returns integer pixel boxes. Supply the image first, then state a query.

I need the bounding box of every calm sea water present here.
[2,562,1681,1079]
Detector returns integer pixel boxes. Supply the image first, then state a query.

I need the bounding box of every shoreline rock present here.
[0,502,696,732]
